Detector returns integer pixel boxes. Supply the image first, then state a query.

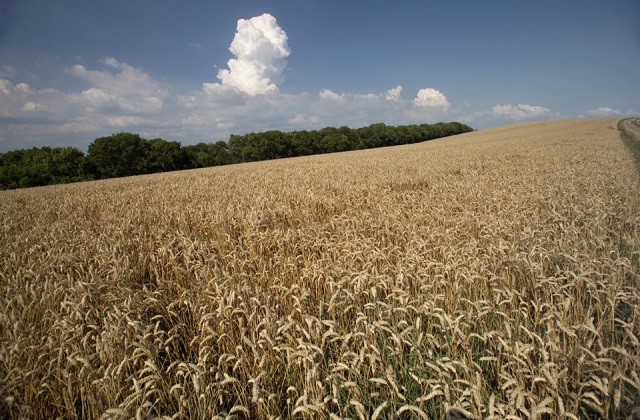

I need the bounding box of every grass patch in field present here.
[619,118,640,171]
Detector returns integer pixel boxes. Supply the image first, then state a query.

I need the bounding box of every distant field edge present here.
[619,117,640,170]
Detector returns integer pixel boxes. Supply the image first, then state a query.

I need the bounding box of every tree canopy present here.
[0,122,473,190]
[0,146,88,189]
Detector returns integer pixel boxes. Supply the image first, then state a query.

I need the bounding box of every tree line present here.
[0,122,473,190]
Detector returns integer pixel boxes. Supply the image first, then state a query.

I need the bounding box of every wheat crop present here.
[1,118,638,418]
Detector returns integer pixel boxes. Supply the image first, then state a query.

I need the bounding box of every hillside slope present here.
[1,118,639,418]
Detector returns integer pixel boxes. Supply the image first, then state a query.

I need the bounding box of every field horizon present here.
[1,118,639,418]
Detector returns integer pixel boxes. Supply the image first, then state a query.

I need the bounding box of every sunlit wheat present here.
[1,118,638,418]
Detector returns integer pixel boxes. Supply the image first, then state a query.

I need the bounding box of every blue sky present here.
[0,0,638,152]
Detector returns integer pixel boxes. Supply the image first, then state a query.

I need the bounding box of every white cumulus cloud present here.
[0,58,180,151]
[412,88,450,110]
[491,103,550,120]
[319,89,344,101]
[0,79,67,120]
[385,86,403,102]
[69,58,168,114]
[288,113,319,127]
[215,13,290,96]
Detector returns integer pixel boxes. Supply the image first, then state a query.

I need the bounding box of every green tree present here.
[289,130,318,156]
[86,132,148,179]
[49,147,86,183]
[321,133,350,153]
[228,132,270,162]
[144,138,187,173]
[0,146,87,189]
[356,123,384,149]
[184,141,231,168]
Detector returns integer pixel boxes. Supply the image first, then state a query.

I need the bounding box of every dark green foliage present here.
[86,132,149,179]
[227,121,473,162]
[0,146,89,189]
[228,130,292,162]
[145,138,188,173]
[183,141,231,168]
[0,122,473,190]
[288,130,318,156]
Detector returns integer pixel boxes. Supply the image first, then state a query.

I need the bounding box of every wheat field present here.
[1,118,638,419]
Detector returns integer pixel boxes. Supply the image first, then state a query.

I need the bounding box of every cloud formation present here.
[584,107,640,118]
[412,88,450,110]
[0,57,179,149]
[587,107,623,117]
[69,58,168,114]
[491,103,550,120]
[385,86,403,102]
[0,79,67,122]
[0,13,580,152]
[215,13,290,95]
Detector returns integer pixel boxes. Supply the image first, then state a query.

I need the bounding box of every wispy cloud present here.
[585,107,640,118]
[491,103,550,120]
[0,64,17,79]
